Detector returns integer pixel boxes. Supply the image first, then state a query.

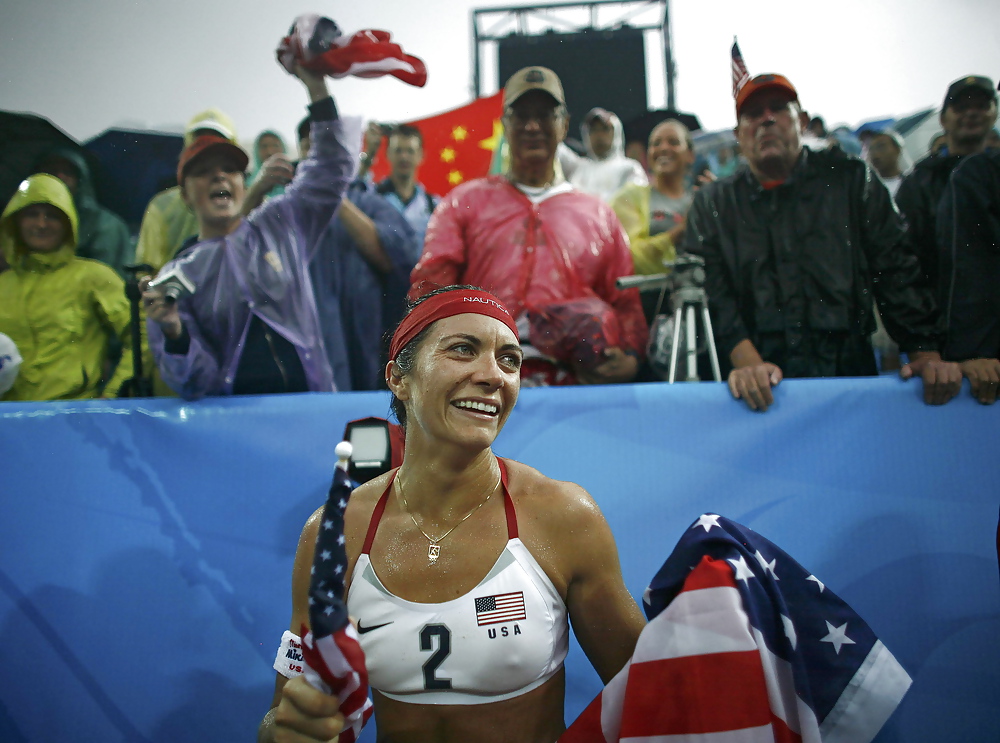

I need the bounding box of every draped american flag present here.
[560,514,911,743]
[731,38,751,97]
[299,453,374,743]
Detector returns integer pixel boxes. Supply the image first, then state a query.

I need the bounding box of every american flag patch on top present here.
[474,591,526,626]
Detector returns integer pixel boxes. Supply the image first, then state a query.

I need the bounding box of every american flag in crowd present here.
[475,591,527,626]
[560,514,911,743]
[731,38,751,97]
[277,14,428,88]
[299,454,374,743]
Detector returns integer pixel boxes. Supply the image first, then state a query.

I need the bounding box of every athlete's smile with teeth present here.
[454,399,499,415]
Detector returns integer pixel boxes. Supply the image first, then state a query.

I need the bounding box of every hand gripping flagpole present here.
[299,441,374,743]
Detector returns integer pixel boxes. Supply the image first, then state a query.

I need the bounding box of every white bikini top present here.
[346,458,569,704]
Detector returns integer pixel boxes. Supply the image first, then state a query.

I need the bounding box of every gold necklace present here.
[397,469,502,564]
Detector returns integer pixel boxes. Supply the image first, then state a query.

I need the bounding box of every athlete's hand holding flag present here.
[271,442,373,743]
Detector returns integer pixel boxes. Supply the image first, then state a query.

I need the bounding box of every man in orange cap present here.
[684,73,961,411]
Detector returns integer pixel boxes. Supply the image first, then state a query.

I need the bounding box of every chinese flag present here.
[368,92,504,197]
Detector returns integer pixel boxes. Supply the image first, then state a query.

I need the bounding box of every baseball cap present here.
[735,73,798,117]
[942,75,997,108]
[177,135,249,185]
[184,108,238,145]
[504,66,566,108]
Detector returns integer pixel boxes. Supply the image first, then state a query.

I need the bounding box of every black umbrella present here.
[85,128,184,231]
[0,110,86,210]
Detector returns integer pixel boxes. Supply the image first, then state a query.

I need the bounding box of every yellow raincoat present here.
[0,175,134,401]
[610,182,678,276]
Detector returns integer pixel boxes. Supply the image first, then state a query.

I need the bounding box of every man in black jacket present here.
[895,76,998,294]
[685,73,961,412]
[936,148,1000,405]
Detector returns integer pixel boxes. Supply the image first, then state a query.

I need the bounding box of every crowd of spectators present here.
[1,59,997,408]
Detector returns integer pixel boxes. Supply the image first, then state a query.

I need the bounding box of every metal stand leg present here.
[666,286,722,384]
[684,304,699,381]
[667,306,684,383]
[701,301,722,382]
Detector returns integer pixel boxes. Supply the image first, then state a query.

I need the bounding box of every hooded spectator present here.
[866,130,908,197]
[248,129,289,201]
[567,107,648,202]
[35,147,132,277]
[0,175,134,401]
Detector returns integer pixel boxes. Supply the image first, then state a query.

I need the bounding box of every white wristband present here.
[273,630,305,679]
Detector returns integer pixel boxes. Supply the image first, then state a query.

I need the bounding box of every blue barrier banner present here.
[0,377,997,742]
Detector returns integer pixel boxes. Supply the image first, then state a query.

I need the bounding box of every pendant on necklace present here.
[428,544,441,563]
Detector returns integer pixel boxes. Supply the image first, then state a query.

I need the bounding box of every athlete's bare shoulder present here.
[502,457,604,524]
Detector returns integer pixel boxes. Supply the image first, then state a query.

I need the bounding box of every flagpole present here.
[663,0,676,110]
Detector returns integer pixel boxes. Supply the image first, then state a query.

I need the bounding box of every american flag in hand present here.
[731,38,750,97]
[277,14,428,88]
[560,514,911,743]
[299,447,373,743]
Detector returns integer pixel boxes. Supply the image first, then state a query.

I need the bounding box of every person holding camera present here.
[0,174,134,401]
[140,61,357,400]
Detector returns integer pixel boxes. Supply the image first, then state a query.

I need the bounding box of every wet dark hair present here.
[387,284,486,428]
[649,118,694,152]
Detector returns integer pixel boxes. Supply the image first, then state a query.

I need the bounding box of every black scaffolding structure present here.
[472,0,676,110]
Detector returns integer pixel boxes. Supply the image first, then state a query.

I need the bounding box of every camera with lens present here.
[614,252,705,294]
[662,252,706,290]
[616,252,721,382]
[147,265,196,303]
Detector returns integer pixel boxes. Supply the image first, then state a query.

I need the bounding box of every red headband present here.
[389,289,519,361]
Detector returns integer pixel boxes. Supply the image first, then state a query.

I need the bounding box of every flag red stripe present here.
[770,712,802,743]
[618,651,772,737]
[683,555,739,591]
[558,694,607,743]
[478,615,525,623]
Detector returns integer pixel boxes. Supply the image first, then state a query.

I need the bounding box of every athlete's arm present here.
[550,483,646,684]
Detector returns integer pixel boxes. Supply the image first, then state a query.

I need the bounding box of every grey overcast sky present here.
[3,0,998,150]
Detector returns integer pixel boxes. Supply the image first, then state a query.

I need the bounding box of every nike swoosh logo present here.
[357,621,394,634]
